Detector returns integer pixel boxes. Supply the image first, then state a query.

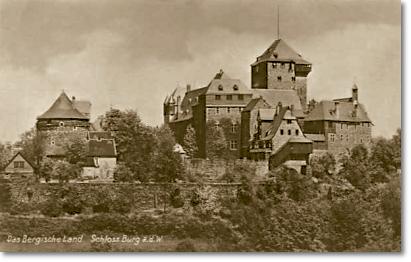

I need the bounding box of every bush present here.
[40,198,64,217]
[0,179,12,212]
[170,187,185,208]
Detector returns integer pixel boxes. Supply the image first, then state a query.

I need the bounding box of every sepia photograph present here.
[0,0,401,252]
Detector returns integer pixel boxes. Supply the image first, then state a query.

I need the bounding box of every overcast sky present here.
[0,0,401,142]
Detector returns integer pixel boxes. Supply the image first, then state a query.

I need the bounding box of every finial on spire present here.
[277,5,280,40]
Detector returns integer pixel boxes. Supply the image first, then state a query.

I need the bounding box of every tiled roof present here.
[252,89,304,117]
[252,39,311,66]
[87,140,117,157]
[304,100,372,123]
[73,100,91,117]
[37,92,89,120]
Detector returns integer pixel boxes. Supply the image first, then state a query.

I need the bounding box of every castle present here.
[164,38,372,172]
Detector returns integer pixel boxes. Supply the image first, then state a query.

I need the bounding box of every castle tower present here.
[251,39,312,110]
[36,91,90,158]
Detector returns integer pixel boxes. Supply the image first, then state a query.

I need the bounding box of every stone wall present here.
[8,181,241,213]
[185,158,269,181]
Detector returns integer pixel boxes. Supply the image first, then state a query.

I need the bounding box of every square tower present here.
[251,39,312,110]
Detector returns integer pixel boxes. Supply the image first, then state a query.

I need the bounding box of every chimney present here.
[290,104,294,113]
[352,84,358,102]
[334,101,340,118]
[186,84,191,93]
[275,102,282,116]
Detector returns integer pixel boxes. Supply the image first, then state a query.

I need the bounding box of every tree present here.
[182,124,198,158]
[101,108,156,182]
[14,128,45,175]
[0,142,13,169]
[339,144,370,191]
[310,152,336,179]
[152,126,184,183]
[206,120,228,159]
[52,160,82,183]
[64,137,87,165]
[113,162,134,182]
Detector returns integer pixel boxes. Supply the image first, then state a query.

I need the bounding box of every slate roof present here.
[73,100,91,117]
[261,107,288,141]
[304,100,372,123]
[205,70,251,95]
[252,89,304,117]
[252,39,311,66]
[87,140,117,157]
[37,92,89,120]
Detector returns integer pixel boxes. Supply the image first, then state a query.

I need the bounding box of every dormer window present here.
[218,85,223,91]
[233,85,239,91]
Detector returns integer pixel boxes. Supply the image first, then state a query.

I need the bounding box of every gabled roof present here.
[304,100,372,123]
[261,107,289,141]
[252,39,310,66]
[2,152,35,170]
[205,70,251,95]
[87,139,117,157]
[37,92,89,120]
[243,97,272,112]
[252,89,304,117]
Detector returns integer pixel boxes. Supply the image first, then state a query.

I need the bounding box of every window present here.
[340,134,343,140]
[291,76,296,82]
[280,129,284,135]
[227,95,232,100]
[229,140,238,150]
[288,129,291,135]
[59,122,65,127]
[227,107,231,113]
[295,130,299,136]
[50,140,55,145]
[73,126,78,131]
[233,85,239,91]
[231,123,237,133]
[255,66,259,73]
[272,63,277,68]
[14,161,24,169]
[287,120,292,124]
[328,122,333,128]
[218,85,223,91]
[281,62,285,68]
[277,76,282,81]
[216,108,220,114]
[238,94,244,100]
[329,133,335,142]
[340,123,343,129]
[216,95,221,100]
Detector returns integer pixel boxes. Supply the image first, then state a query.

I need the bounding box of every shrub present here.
[40,198,64,217]
[170,187,185,208]
[0,179,12,212]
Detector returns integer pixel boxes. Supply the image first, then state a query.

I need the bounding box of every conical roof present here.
[37,91,89,120]
[253,39,310,65]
